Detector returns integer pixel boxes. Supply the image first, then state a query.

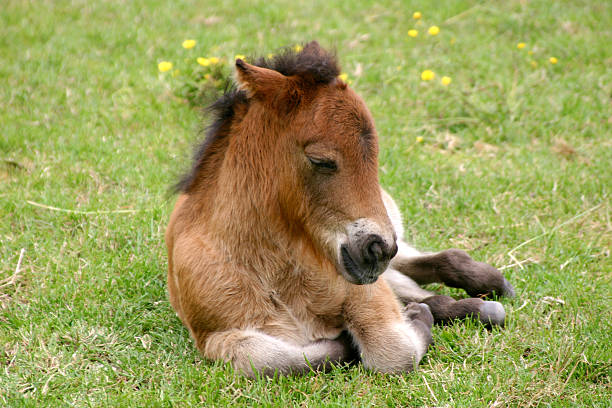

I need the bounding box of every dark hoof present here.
[478,301,506,327]
[404,303,434,347]
[404,302,434,329]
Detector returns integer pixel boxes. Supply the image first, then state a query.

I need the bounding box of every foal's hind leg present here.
[198,329,355,377]
[390,241,515,298]
[383,268,507,326]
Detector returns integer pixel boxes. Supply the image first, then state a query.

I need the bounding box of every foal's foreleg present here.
[344,283,433,373]
[200,329,353,377]
[391,241,515,298]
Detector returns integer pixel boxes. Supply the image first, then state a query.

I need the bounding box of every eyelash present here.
[308,156,338,172]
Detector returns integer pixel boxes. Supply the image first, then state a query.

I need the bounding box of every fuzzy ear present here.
[302,41,322,55]
[235,59,288,98]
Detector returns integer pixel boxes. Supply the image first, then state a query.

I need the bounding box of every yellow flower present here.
[413,11,422,19]
[517,42,526,49]
[530,60,538,68]
[197,57,210,66]
[428,26,440,36]
[234,54,246,61]
[267,53,275,59]
[416,136,424,143]
[408,29,418,38]
[549,57,558,64]
[441,76,452,86]
[209,57,220,64]
[450,37,456,45]
[421,70,435,81]
[182,39,196,49]
[294,44,303,52]
[396,65,402,71]
[204,73,211,80]
[158,61,173,72]
[338,73,349,82]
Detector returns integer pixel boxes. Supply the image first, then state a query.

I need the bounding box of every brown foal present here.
[166,42,514,377]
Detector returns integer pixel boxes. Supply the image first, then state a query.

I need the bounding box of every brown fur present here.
[166,42,512,376]
[166,42,432,376]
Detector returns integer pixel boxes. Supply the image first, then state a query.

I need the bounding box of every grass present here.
[1,0,610,406]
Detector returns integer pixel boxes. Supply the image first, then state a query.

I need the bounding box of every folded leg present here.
[343,282,433,373]
[421,295,506,326]
[200,329,355,377]
[390,241,515,298]
[383,267,507,326]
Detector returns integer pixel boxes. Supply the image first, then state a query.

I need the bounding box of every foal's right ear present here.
[235,59,289,99]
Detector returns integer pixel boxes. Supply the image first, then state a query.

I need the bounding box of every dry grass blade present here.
[26,200,151,215]
[507,203,604,257]
[0,248,25,289]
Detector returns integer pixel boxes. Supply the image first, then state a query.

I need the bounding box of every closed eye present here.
[308,156,338,173]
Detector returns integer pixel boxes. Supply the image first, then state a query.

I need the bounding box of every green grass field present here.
[1,0,611,406]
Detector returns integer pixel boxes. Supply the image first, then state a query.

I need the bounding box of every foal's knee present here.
[358,305,433,373]
[200,330,275,376]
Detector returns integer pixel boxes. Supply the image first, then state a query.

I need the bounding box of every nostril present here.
[368,241,383,262]
[363,235,385,265]
[359,234,396,267]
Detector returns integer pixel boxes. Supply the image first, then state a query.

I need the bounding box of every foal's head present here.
[182,42,397,284]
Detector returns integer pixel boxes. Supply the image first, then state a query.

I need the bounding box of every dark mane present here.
[173,42,340,194]
[253,44,340,83]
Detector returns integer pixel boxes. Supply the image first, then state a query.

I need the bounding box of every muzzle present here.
[338,219,397,284]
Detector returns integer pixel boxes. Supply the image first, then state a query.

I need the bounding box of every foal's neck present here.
[197,119,301,270]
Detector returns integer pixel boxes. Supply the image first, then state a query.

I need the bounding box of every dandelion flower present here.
[441,76,452,86]
[182,39,196,49]
[517,42,526,49]
[209,57,220,64]
[413,11,422,19]
[396,65,402,71]
[428,26,440,36]
[421,70,435,81]
[158,61,173,72]
[294,44,303,52]
[416,136,424,143]
[235,54,246,61]
[338,73,349,82]
[530,60,538,68]
[549,57,558,64]
[204,73,211,80]
[408,29,418,38]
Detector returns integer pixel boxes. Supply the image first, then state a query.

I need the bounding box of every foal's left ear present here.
[235,59,289,99]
